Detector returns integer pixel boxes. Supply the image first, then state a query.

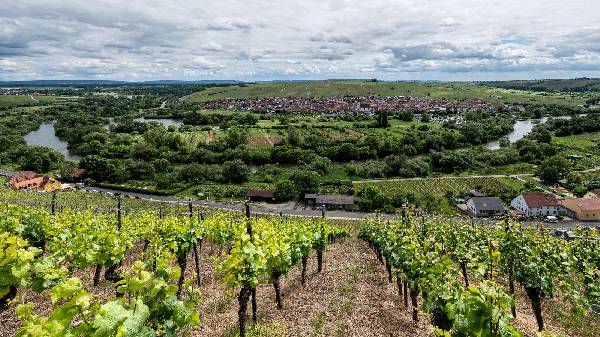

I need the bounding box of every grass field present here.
[552,132,600,149]
[185,80,586,106]
[484,78,600,92]
[0,95,75,108]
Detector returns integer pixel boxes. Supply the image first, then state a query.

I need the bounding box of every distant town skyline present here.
[2,1,600,81]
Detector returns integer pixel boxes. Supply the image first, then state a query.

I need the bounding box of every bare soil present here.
[0,239,596,337]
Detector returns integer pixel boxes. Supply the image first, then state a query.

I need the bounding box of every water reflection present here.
[24,122,81,161]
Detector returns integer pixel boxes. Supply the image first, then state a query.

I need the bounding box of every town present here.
[197,95,518,116]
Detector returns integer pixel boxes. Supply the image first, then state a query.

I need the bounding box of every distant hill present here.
[481,78,600,93]
[0,80,243,87]
[184,79,586,106]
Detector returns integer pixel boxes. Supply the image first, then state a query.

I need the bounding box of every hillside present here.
[482,78,600,93]
[185,80,586,106]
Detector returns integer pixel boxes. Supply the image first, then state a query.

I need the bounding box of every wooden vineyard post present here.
[246,203,257,323]
[504,217,517,318]
[51,191,56,215]
[403,281,408,307]
[176,200,193,298]
[194,212,203,286]
[317,205,325,273]
[191,201,202,287]
[105,194,123,293]
[237,203,257,337]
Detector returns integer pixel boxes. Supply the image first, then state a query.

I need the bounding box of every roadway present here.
[80,186,600,229]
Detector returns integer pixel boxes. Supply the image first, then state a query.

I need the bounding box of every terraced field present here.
[354,176,525,197]
[185,80,586,106]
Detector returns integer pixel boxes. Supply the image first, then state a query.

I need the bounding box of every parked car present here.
[544,215,558,223]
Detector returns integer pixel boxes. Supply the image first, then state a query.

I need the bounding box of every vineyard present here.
[355,176,524,197]
[359,215,600,336]
[354,176,525,213]
[0,195,599,336]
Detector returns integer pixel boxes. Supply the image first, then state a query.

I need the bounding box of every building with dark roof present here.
[584,189,600,199]
[246,189,275,202]
[469,190,485,197]
[305,194,354,211]
[466,196,505,217]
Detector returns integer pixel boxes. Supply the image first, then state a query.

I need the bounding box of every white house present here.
[511,192,561,217]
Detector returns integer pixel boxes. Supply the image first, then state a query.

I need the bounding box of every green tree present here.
[222,129,247,149]
[375,110,390,128]
[80,155,116,182]
[537,155,571,184]
[291,170,321,194]
[274,180,297,201]
[356,185,390,211]
[20,146,64,173]
[287,127,302,146]
[222,159,249,183]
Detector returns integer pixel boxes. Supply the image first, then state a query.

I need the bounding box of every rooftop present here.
[306,194,354,205]
[562,198,600,211]
[469,196,505,211]
[521,192,560,208]
[246,189,275,198]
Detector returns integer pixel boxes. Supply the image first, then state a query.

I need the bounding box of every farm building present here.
[511,192,562,217]
[305,194,354,211]
[469,190,485,197]
[560,198,600,221]
[8,171,61,192]
[584,189,600,198]
[246,189,276,202]
[0,169,14,178]
[466,197,505,217]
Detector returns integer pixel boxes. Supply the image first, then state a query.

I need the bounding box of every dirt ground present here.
[0,239,596,337]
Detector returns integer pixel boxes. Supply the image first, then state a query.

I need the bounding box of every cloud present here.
[201,42,224,52]
[0,0,599,80]
[440,18,459,27]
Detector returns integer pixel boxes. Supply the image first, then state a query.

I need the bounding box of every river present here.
[133,117,182,127]
[25,118,182,161]
[23,122,81,161]
[485,116,576,150]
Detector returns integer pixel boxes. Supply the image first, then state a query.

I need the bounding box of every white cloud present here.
[1,0,600,80]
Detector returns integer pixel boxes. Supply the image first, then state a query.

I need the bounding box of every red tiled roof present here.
[9,171,40,183]
[522,192,559,208]
[570,198,600,211]
[68,167,86,178]
[589,189,600,197]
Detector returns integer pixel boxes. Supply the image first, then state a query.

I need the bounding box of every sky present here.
[1,0,600,81]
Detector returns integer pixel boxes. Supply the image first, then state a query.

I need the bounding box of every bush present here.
[222,159,249,183]
[274,180,297,201]
[356,185,390,211]
[291,170,321,194]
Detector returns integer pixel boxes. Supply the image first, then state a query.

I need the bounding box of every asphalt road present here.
[81,186,600,229]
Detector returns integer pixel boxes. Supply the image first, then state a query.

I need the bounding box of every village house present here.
[305,194,354,211]
[560,198,600,221]
[466,196,505,217]
[511,192,561,217]
[584,189,600,198]
[8,171,61,192]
